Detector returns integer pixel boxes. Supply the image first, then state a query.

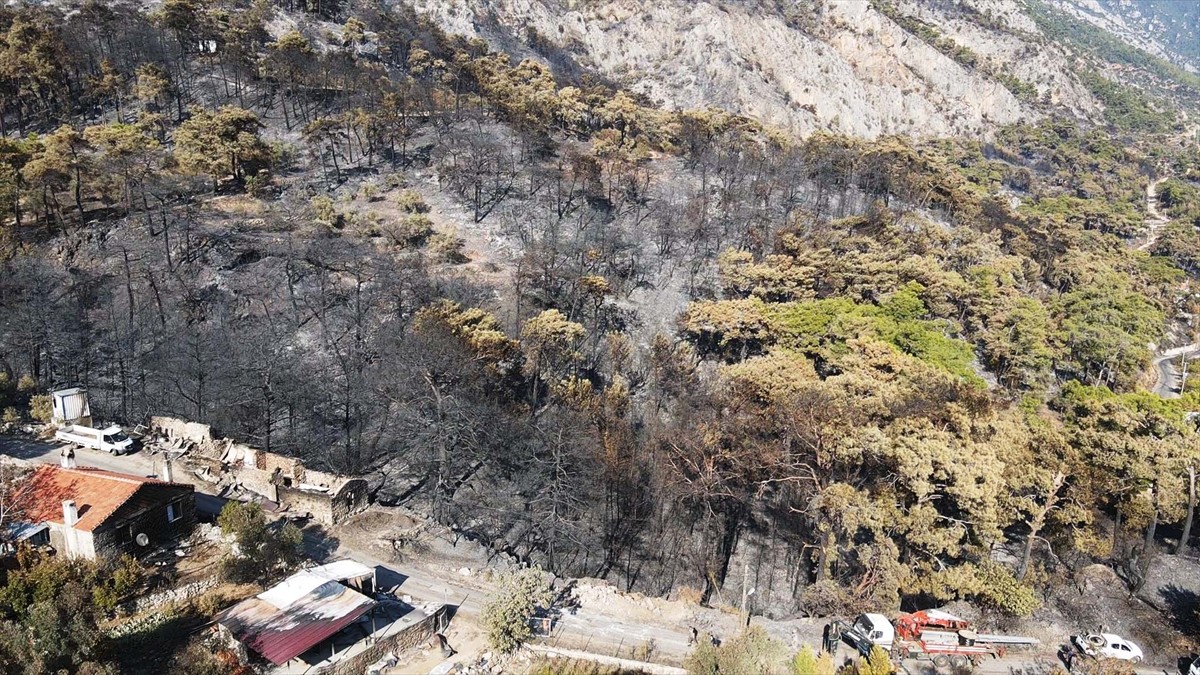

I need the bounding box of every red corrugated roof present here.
[216,580,376,665]
[23,465,181,532]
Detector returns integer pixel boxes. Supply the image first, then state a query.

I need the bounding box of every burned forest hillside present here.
[1,0,1200,634]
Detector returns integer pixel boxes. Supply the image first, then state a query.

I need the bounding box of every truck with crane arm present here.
[837,610,1040,669]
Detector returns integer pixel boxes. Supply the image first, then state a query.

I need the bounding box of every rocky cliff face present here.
[404,0,1107,138]
[1056,0,1200,71]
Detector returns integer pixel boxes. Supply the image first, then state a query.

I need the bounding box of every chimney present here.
[62,500,78,527]
[162,460,174,483]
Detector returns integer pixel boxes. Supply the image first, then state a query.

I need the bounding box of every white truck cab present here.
[850,613,895,649]
[55,424,135,455]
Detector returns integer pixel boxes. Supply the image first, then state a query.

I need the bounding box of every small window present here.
[167,503,180,522]
[1118,644,1130,652]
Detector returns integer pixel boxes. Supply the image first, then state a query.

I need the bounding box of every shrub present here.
[685,626,787,675]
[270,142,296,171]
[385,214,434,247]
[798,579,861,617]
[527,657,625,675]
[480,566,554,654]
[217,502,303,584]
[428,229,467,262]
[793,645,835,675]
[395,189,430,213]
[27,395,52,423]
[15,375,36,392]
[846,646,893,675]
[675,585,704,605]
[632,638,657,662]
[972,560,1041,617]
[310,195,338,226]
[193,591,228,618]
[91,555,145,611]
[1,407,19,426]
[245,172,275,199]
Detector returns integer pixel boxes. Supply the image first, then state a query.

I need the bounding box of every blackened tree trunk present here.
[1177,466,1196,554]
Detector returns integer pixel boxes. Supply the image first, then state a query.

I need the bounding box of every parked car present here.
[1072,633,1143,663]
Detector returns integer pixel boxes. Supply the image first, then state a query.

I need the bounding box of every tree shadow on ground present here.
[111,605,207,675]
[1160,584,1200,636]
[301,523,341,562]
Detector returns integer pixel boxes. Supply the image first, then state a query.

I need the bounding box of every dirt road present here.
[1137,177,1170,252]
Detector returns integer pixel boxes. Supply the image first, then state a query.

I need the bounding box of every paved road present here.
[0,434,165,477]
[1151,344,1200,398]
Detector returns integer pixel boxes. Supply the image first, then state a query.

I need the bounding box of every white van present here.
[55,425,135,455]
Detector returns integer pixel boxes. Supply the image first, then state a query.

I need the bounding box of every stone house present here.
[22,465,196,559]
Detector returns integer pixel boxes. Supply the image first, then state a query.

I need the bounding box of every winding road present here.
[1138,175,1200,398]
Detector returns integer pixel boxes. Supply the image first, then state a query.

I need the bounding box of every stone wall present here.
[277,484,336,523]
[258,451,304,477]
[315,605,449,675]
[94,486,197,558]
[149,416,213,445]
[275,478,369,525]
[236,465,279,503]
[116,578,220,616]
[330,479,369,522]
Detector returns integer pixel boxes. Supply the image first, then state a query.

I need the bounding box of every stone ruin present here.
[146,416,369,525]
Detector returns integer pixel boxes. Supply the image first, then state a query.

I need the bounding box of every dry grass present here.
[524,656,640,675]
[209,194,268,217]
[674,585,704,605]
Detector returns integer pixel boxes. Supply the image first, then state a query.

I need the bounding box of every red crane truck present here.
[838,609,1040,669]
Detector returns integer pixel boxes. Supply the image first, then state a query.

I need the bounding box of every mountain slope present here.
[404,0,1107,138]
[1056,0,1200,71]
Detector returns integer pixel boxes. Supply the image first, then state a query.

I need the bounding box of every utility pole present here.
[740,563,754,627]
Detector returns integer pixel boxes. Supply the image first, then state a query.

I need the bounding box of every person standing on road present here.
[823,622,842,655]
[60,446,76,469]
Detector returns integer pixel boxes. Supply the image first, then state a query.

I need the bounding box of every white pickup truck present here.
[55,425,135,455]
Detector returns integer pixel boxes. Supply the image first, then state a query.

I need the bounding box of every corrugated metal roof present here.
[257,560,374,609]
[23,466,188,532]
[217,578,376,666]
[6,522,48,541]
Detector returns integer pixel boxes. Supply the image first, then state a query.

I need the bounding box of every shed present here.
[215,560,378,667]
[51,388,91,427]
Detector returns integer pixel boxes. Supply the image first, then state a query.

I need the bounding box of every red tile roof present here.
[24,465,179,532]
